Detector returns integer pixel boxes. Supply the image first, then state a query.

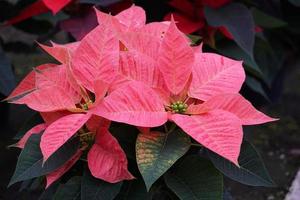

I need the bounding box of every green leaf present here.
[81,168,122,200]
[288,0,300,6]
[116,179,149,200]
[204,3,255,58]
[165,155,223,200]
[245,76,270,101]
[53,177,81,200]
[14,113,43,140]
[9,134,79,186]
[208,141,275,187]
[0,47,16,96]
[136,130,191,190]
[39,182,60,200]
[79,0,121,6]
[216,39,262,78]
[252,8,287,28]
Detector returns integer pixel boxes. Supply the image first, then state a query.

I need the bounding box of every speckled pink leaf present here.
[141,22,169,38]
[41,113,90,162]
[14,123,46,149]
[15,66,81,112]
[115,5,146,30]
[200,94,278,125]
[88,128,134,183]
[39,42,79,64]
[72,16,119,92]
[172,110,243,165]
[46,150,82,188]
[189,53,245,101]
[93,81,167,127]
[6,64,55,101]
[158,18,194,95]
[118,32,166,90]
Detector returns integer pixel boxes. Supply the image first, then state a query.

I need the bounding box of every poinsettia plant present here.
[6,5,278,200]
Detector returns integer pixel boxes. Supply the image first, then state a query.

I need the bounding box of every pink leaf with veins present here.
[93,81,168,127]
[6,64,55,102]
[115,5,146,30]
[39,42,79,64]
[40,113,90,162]
[46,150,82,188]
[72,16,119,92]
[88,127,134,183]
[172,110,243,165]
[189,53,245,101]
[200,94,278,125]
[158,17,194,95]
[15,65,81,112]
[14,123,46,149]
[118,32,166,90]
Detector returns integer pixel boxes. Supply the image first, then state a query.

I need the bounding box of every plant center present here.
[171,101,188,113]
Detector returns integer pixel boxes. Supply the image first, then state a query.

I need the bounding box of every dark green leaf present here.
[116,179,149,200]
[208,141,275,187]
[288,0,300,6]
[9,134,79,186]
[252,8,287,28]
[216,40,262,77]
[136,130,191,190]
[79,0,121,6]
[204,3,255,58]
[14,113,43,140]
[165,155,223,200]
[81,168,122,200]
[0,48,16,96]
[39,182,60,200]
[53,177,81,200]
[245,76,269,101]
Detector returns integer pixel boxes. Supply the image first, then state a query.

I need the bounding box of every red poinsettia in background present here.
[164,0,261,44]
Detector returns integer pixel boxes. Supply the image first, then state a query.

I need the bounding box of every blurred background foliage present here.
[0,0,300,199]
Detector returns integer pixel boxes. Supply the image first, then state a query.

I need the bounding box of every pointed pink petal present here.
[189,53,245,101]
[46,150,82,188]
[72,17,119,92]
[39,42,79,64]
[14,123,46,149]
[6,64,55,101]
[115,5,146,29]
[158,18,194,95]
[172,110,243,165]
[43,0,71,14]
[88,128,134,183]
[118,32,167,90]
[141,22,169,38]
[41,113,90,162]
[15,65,81,112]
[201,94,278,125]
[92,81,168,127]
